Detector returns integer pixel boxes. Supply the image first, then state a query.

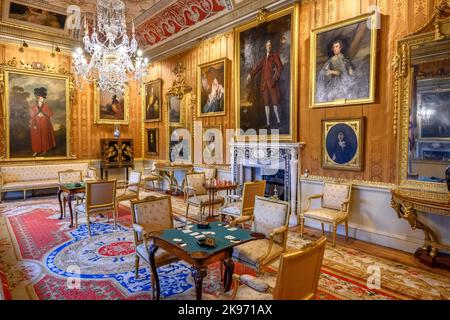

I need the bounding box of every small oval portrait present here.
[325,123,358,165]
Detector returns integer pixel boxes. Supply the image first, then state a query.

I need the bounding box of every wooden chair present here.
[230,196,290,273]
[116,170,142,207]
[218,180,266,225]
[131,196,179,298]
[83,166,99,182]
[58,170,83,218]
[300,182,352,246]
[230,236,327,300]
[142,162,162,191]
[74,180,117,236]
[184,172,224,221]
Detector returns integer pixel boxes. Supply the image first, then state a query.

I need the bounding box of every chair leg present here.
[75,211,78,228]
[113,207,117,230]
[135,255,140,279]
[300,216,304,237]
[87,215,92,237]
[185,203,190,218]
[63,198,67,218]
[333,223,337,247]
[345,220,349,241]
[321,223,325,235]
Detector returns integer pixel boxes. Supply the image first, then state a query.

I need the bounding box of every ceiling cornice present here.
[145,0,296,62]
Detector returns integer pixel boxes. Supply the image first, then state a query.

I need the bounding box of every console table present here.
[100,139,134,180]
[391,188,450,270]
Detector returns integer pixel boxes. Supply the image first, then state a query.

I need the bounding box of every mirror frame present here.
[394,3,450,193]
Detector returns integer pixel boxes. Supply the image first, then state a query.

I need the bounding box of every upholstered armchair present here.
[184,172,224,221]
[142,163,162,191]
[300,182,352,246]
[74,180,117,236]
[116,170,142,207]
[83,166,98,182]
[130,196,179,298]
[219,180,266,225]
[230,236,326,300]
[58,170,84,218]
[231,196,290,273]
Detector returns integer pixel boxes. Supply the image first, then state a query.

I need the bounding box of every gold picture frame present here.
[146,128,159,156]
[143,78,162,122]
[197,58,228,117]
[202,124,223,165]
[94,82,129,125]
[167,94,186,126]
[322,118,364,171]
[234,4,299,141]
[310,12,378,108]
[0,65,73,161]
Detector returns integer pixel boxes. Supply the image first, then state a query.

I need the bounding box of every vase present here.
[113,124,120,139]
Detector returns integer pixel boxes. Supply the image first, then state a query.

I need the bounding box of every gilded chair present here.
[184,172,224,221]
[116,170,142,207]
[231,196,290,273]
[83,166,98,182]
[230,236,327,300]
[300,182,352,246]
[219,180,266,225]
[74,180,117,237]
[142,162,162,191]
[58,170,83,218]
[131,196,179,297]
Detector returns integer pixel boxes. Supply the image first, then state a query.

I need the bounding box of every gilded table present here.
[391,188,450,269]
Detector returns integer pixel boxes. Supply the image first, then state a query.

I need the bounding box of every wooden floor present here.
[294,224,450,278]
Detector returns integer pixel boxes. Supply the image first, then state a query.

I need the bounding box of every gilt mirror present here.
[396,3,450,192]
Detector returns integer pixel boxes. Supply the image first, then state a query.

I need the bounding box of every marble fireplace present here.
[230,141,303,223]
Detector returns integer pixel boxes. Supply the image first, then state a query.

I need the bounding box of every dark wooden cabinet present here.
[100,139,134,179]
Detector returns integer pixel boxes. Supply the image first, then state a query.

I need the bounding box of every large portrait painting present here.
[146,128,159,156]
[197,58,228,117]
[322,118,364,171]
[94,84,129,125]
[143,79,162,122]
[2,68,71,160]
[311,12,377,107]
[235,5,299,141]
[169,126,191,163]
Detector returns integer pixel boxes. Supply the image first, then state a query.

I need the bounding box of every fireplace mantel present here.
[230,141,304,222]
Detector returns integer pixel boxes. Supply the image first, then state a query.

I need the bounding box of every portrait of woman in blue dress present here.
[326,123,358,165]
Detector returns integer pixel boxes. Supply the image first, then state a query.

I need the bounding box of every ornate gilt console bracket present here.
[391,189,450,260]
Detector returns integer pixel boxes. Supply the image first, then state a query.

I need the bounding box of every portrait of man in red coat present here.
[246,40,283,128]
[30,87,56,156]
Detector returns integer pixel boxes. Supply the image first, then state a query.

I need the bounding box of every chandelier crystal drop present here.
[72,0,148,93]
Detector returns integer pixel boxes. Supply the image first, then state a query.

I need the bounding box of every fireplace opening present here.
[242,166,286,201]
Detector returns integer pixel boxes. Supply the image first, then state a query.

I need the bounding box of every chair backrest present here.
[241,180,266,215]
[272,236,327,300]
[252,196,290,245]
[127,170,142,193]
[58,170,82,184]
[202,167,217,180]
[322,182,352,212]
[86,180,116,210]
[86,167,98,180]
[130,196,174,243]
[185,172,207,196]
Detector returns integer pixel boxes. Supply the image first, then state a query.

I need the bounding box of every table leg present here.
[58,189,63,220]
[149,244,160,300]
[126,167,129,180]
[223,258,235,292]
[100,168,104,180]
[211,192,215,217]
[106,169,109,180]
[67,195,74,228]
[192,267,207,300]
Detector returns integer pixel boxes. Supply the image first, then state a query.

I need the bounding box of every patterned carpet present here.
[0,193,449,300]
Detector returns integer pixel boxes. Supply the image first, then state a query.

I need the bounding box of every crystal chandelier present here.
[72,0,148,93]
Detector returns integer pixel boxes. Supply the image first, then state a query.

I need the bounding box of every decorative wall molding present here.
[301,174,396,190]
